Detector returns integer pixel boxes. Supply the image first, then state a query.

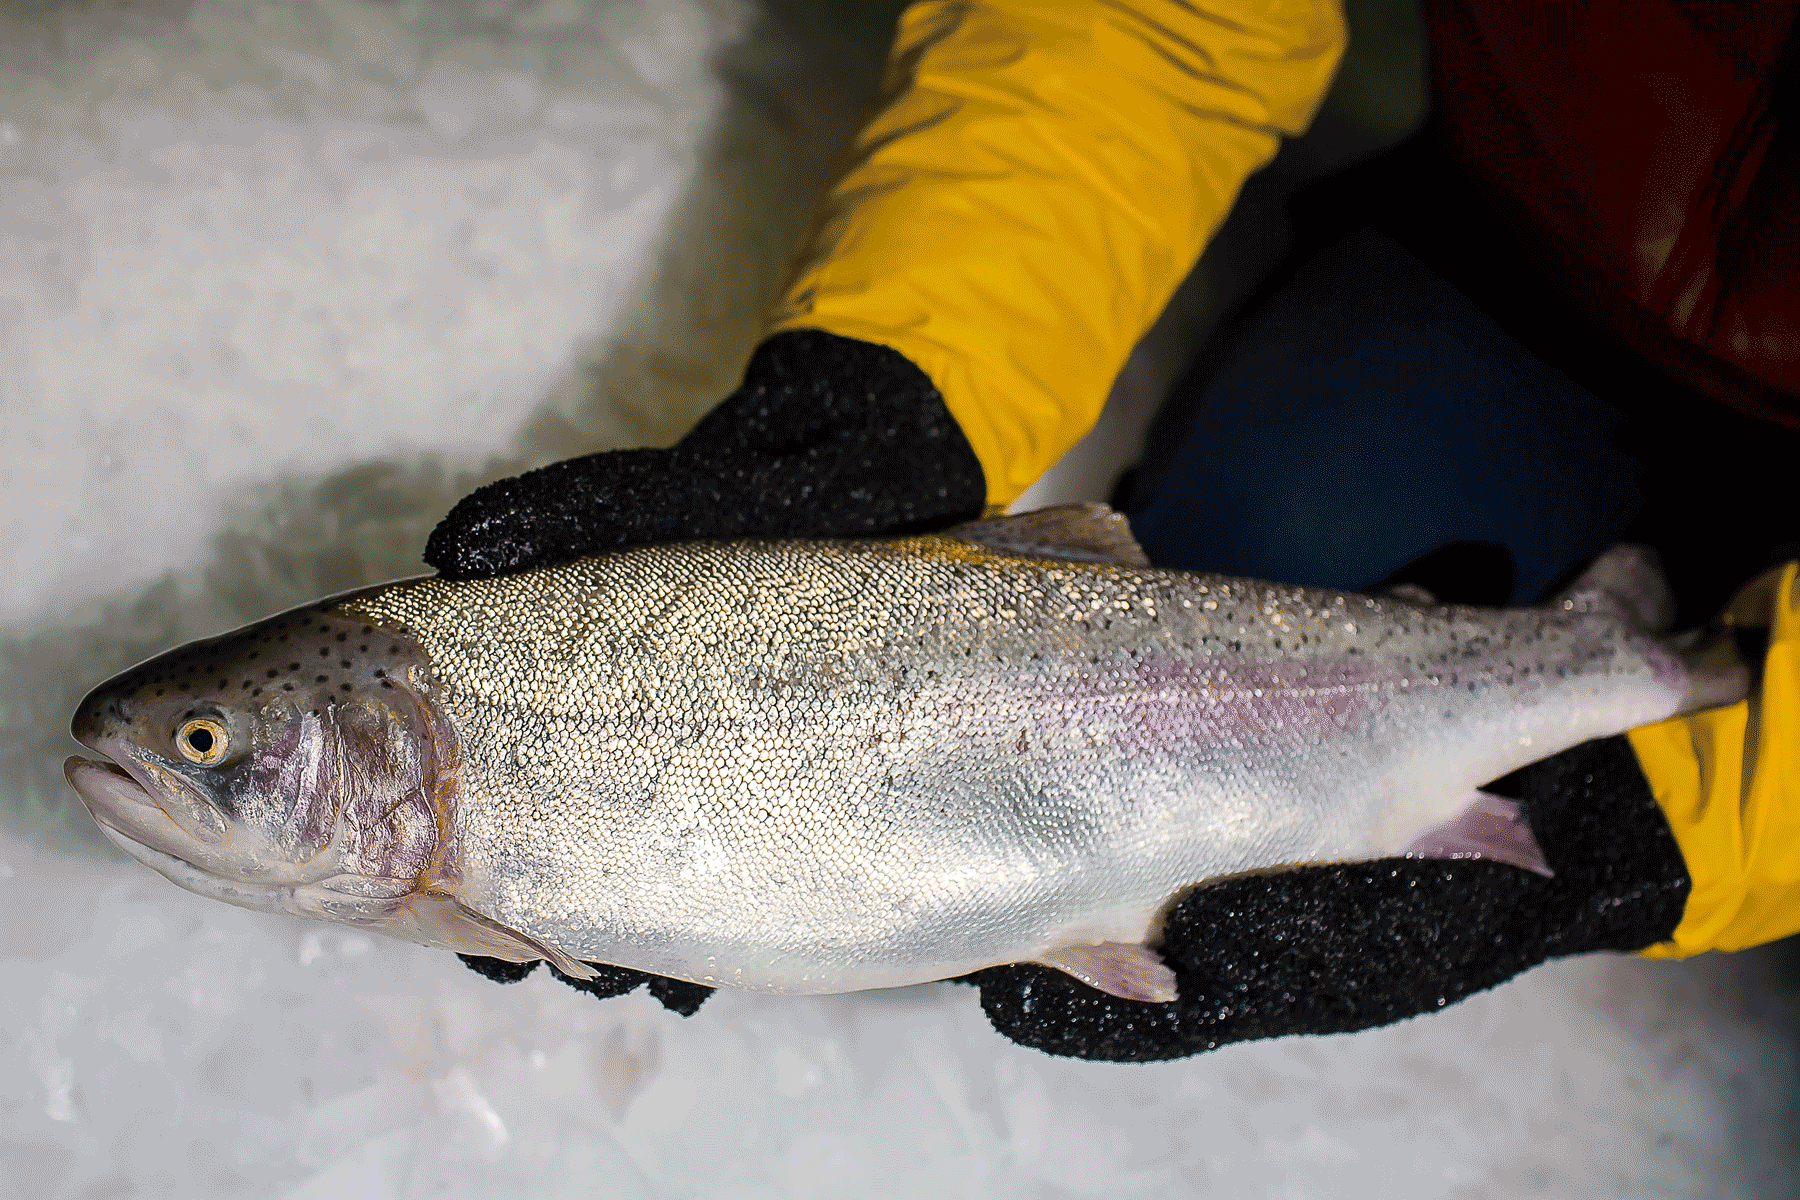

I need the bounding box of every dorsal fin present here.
[1553,544,1673,632]
[948,503,1149,567]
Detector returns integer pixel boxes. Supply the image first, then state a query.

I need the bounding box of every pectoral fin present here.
[405,890,600,981]
[1402,791,1554,877]
[1033,941,1178,1003]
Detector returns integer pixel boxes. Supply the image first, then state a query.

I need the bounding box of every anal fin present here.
[1033,941,1177,1003]
[1402,791,1554,877]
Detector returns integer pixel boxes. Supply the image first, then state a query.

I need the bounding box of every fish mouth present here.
[64,755,213,863]
[64,754,316,916]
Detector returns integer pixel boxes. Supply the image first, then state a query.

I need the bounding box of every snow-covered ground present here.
[3,2,1797,1196]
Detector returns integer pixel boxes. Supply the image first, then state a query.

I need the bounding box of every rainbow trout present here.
[65,506,1743,1002]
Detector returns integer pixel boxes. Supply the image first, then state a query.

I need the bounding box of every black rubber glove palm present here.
[435,329,1694,1058]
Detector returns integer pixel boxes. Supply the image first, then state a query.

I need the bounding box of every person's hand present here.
[435,328,986,1013]
[965,733,1689,1059]
[970,566,1799,1061]
[425,329,985,581]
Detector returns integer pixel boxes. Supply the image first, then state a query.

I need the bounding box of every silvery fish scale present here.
[336,517,1691,994]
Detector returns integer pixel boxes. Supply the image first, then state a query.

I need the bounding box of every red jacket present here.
[1429,0,1800,427]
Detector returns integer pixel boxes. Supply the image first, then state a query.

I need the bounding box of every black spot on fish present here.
[374,669,385,679]
[336,632,347,642]
[340,683,352,692]
[252,688,262,697]
[283,683,294,691]
[361,626,371,634]
[319,647,330,657]
[340,660,351,669]
[266,669,278,678]
[316,675,328,683]
[380,681,393,689]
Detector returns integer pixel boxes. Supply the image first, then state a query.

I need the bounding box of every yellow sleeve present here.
[763,0,1346,506]
[1633,563,1800,957]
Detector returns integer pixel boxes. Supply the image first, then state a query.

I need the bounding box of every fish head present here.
[65,606,458,927]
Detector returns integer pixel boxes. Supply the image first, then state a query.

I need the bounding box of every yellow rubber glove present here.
[766,0,1346,507]
[1634,563,1800,956]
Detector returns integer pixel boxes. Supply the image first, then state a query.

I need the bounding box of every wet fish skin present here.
[66,508,1741,1000]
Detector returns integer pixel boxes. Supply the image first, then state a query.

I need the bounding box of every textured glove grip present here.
[971,735,1692,1061]
[425,330,985,580]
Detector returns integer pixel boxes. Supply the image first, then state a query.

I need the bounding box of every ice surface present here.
[4,2,1798,1197]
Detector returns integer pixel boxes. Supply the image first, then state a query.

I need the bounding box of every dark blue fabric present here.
[1129,230,1642,604]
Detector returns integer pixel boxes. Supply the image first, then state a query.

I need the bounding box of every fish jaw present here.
[63,750,519,957]
[71,732,229,842]
[63,751,384,921]
[65,755,210,864]
[65,754,330,916]
[65,755,598,978]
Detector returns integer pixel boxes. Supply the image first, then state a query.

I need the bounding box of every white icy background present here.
[4,1,1799,1196]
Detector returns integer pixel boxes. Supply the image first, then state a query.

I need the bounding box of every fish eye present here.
[174,716,230,767]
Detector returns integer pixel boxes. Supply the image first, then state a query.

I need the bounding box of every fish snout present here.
[70,683,131,752]
[64,754,177,850]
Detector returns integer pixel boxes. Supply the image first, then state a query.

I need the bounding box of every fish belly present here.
[343,534,1690,993]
